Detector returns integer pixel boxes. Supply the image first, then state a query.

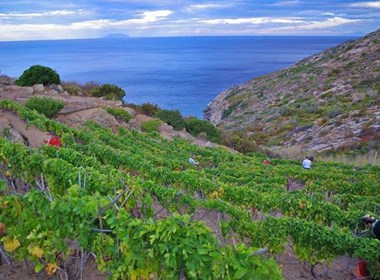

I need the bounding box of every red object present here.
[48,136,61,147]
[356,259,369,278]
[263,159,270,165]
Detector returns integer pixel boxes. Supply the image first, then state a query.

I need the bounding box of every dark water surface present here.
[0,36,354,118]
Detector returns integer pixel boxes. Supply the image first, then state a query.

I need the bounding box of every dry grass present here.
[321,150,380,167]
[270,146,380,167]
[269,145,308,161]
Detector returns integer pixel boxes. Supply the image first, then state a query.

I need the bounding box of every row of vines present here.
[0,99,379,279]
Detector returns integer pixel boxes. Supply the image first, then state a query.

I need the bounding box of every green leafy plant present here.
[185,117,221,143]
[140,103,161,116]
[25,97,64,117]
[16,65,60,86]
[105,107,131,122]
[141,119,162,132]
[154,109,185,131]
[91,84,125,101]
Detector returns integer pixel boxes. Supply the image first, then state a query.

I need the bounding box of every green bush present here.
[91,84,125,101]
[16,65,60,86]
[154,109,186,131]
[106,107,131,122]
[140,103,161,116]
[141,119,162,132]
[25,97,64,117]
[185,117,221,143]
[221,131,260,154]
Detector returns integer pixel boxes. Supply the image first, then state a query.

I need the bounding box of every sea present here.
[0,36,355,118]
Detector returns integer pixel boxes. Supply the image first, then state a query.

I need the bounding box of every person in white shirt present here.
[302,156,312,169]
[189,155,198,165]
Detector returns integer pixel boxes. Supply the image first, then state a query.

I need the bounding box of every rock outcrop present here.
[204,28,380,153]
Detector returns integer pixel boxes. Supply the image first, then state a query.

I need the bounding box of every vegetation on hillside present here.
[105,107,131,122]
[0,99,379,279]
[205,28,380,155]
[25,96,65,117]
[16,65,60,86]
[91,83,126,102]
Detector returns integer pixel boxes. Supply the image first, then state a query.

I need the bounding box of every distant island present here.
[103,33,129,38]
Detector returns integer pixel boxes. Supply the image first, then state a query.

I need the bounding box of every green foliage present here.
[222,102,240,120]
[91,84,125,101]
[16,65,60,86]
[140,103,161,116]
[279,105,296,117]
[141,119,162,132]
[222,131,261,153]
[105,107,131,122]
[25,97,64,118]
[325,107,343,119]
[154,109,186,131]
[2,99,380,280]
[185,117,221,143]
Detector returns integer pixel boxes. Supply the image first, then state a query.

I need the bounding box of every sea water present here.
[0,36,354,118]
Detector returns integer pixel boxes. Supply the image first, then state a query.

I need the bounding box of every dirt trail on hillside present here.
[0,109,49,147]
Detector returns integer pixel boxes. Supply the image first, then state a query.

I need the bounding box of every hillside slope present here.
[205,29,380,153]
[1,100,380,279]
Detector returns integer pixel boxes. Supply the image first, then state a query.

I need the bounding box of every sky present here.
[0,1,380,41]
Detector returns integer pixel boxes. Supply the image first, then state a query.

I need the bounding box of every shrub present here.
[154,109,185,131]
[222,102,240,120]
[141,119,162,132]
[185,117,221,143]
[125,103,161,116]
[279,105,295,117]
[325,107,343,119]
[16,65,60,86]
[105,107,131,122]
[140,103,161,116]
[25,97,64,117]
[61,81,82,95]
[91,84,125,101]
[221,131,260,154]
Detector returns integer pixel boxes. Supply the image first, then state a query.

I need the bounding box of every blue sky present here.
[0,0,379,41]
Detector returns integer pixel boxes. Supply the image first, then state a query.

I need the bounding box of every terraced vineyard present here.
[0,99,379,279]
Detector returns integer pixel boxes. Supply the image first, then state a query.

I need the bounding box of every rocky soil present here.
[205,28,380,153]
[0,85,220,149]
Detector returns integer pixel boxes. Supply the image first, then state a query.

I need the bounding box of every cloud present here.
[186,3,233,12]
[0,9,88,18]
[199,17,303,25]
[0,9,173,40]
[349,2,380,8]
[294,17,361,30]
[322,12,336,16]
[272,0,301,7]
[71,10,172,29]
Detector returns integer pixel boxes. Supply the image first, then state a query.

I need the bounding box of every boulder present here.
[123,107,136,117]
[5,126,28,145]
[49,84,63,93]
[33,84,45,93]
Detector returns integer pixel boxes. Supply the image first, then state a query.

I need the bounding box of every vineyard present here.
[0,99,380,279]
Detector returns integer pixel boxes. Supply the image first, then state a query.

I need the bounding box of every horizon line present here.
[0,34,361,43]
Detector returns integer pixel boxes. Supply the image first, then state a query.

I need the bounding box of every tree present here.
[185,117,221,143]
[16,65,60,86]
[91,84,125,102]
[154,110,186,131]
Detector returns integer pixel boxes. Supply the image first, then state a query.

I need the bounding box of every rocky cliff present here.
[205,29,380,153]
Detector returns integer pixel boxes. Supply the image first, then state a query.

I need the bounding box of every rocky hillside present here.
[0,85,219,149]
[205,29,380,153]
